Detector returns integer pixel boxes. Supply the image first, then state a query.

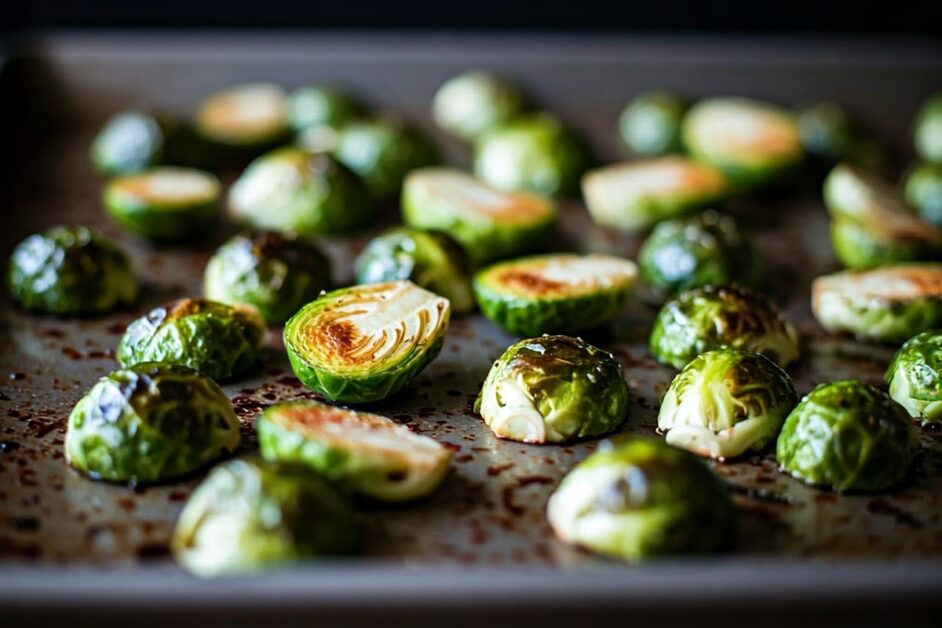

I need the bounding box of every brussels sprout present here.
[354,227,474,314]
[473,253,638,336]
[474,335,629,444]
[914,92,942,164]
[618,90,686,157]
[650,285,799,370]
[811,264,942,343]
[332,118,439,200]
[204,232,333,324]
[7,225,138,316]
[904,162,942,228]
[797,101,854,163]
[287,85,358,133]
[284,281,450,403]
[546,437,734,561]
[473,113,585,197]
[658,349,797,459]
[117,298,266,381]
[91,110,166,175]
[172,458,359,577]
[886,330,942,424]
[229,147,375,235]
[257,400,452,501]
[776,380,916,492]
[581,156,729,231]
[401,167,557,265]
[65,363,240,484]
[432,70,523,141]
[638,210,756,294]
[681,97,803,188]
[193,82,290,153]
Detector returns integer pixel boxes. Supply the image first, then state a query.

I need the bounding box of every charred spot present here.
[497,270,566,295]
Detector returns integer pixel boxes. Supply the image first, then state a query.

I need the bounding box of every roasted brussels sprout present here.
[354,227,474,314]
[811,264,942,343]
[658,349,797,459]
[284,281,450,403]
[229,147,375,235]
[618,90,685,157]
[473,113,585,197]
[7,226,138,316]
[475,335,629,444]
[797,101,854,163]
[287,85,358,133]
[473,253,638,336]
[914,92,942,164]
[776,380,916,492]
[204,232,333,324]
[904,162,942,228]
[118,298,266,381]
[172,458,359,577]
[257,400,453,501]
[432,70,523,141]
[547,437,734,561]
[886,330,942,424]
[401,167,557,265]
[581,156,729,231]
[91,110,166,175]
[193,82,290,153]
[650,285,799,369]
[65,363,240,484]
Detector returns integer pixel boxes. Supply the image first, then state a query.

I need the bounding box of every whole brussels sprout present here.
[473,113,585,197]
[401,167,557,265]
[618,90,686,157]
[193,82,291,154]
[474,335,629,444]
[797,101,854,163]
[904,162,942,228]
[229,147,375,235]
[473,253,638,337]
[7,225,138,316]
[581,156,729,231]
[546,437,734,561]
[65,363,240,484]
[811,264,942,343]
[658,349,797,459]
[91,110,166,176]
[354,227,474,314]
[776,380,917,492]
[886,330,942,424]
[432,70,523,141]
[638,210,757,294]
[172,458,359,577]
[118,298,266,381]
[257,400,453,501]
[287,85,358,133]
[650,284,799,370]
[914,92,942,164]
[284,281,450,403]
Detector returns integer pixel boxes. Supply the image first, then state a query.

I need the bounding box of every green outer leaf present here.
[830,217,930,269]
[886,330,942,423]
[797,101,854,162]
[618,90,686,157]
[905,162,942,229]
[915,92,942,164]
[91,110,165,176]
[432,70,523,141]
[287,85,358,133]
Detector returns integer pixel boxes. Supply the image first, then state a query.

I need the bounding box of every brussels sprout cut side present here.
[66,363,240,484]
[581,156,729,231]
[473,254,638,337]
[8,225,138,316]
[91,110,166,175]
[432,70,523,141]
[776,381,916,492]
[905,162,942,229]
[547,437,734,561]
[915,92,942,164]
[193,82,290,153]
[618,90,686,157]
[887,330,942,424]
[475,335,629,444]
[287,85,358,133]
[284,281,450,403]
[258,400,452,501]
[172,458,359,577]
[401,168,557,265]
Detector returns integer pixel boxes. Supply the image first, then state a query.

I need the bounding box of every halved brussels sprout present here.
[681,97,803,188]
[473,113,585,197]
[432,70,523,141]
[172,458,359,577]
[546,437,734,561]
[7,225,138,316]
[401,167,557,265]
[797,101,854,163]
[618,90,686,157]
[581,156,729,231]
[91,110,166,175]
[193,82,290,153]
[905,162,942,229]
[204,232,333,324]
[638,210,756,294]
[257,400,452,501]
[287,85,358,133]
[103,167,220,242]
[658,349,797,459]
[811,264,942,343]
[284,280,450,403]
[65,363,240,484]
[776,380,916,492]
[473,253,638,336]
[117,298,266,381]
[915,92,942,164]
[229,147,375,235]
[354,227,474,314]
[474,335,629,444]
[650,284,799,369]
[886,330,942,424]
